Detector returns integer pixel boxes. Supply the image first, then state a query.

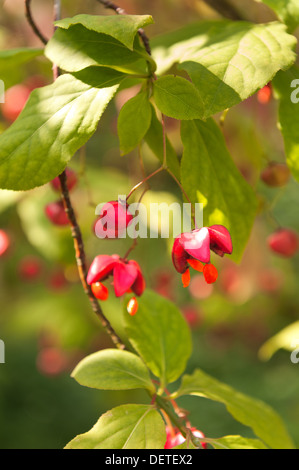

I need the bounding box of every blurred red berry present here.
[258,268,283,293]
[182,306,201,328]
[94,200,133,239]
[51,168,77,192]
[91,282,109,301]
[220,265,241,296]
[268,228,298,257]
[0,229,10,256]
[261,162,290,187]
[152,269,174,299]
[36,347,68,376]
[48,269,69,291]
[1,84,31,122]
[45,200,69,226]
[19,256,42,280]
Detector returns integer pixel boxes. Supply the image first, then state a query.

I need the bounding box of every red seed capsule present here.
[127,297,138,316]
[203,264,218,284]
[91,282,109,301]
[188,259,204,272]
[181,268,191,288]
[94,200,133,239]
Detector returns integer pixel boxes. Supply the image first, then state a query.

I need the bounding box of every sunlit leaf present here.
[258,0,299,32]
[173,368,295,449]
[65,404,166,449]
[55,14,154,50]
[209,435,268,449]
[45,25,148,75]
[258,321,299,361]
[0,73,120,190]
[72,349,155,392]
[153,21,296,117]
[273,66,299,183]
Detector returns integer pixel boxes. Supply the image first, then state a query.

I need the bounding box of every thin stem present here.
[126,166,164,201]
[166,168,191,206]
[155,396,203,449]
[166,168,197,229]
[123,239,138,261]
[138,144,150,192]
[58,172,126,350]
[25,0,48,45]
[53,0,61,25]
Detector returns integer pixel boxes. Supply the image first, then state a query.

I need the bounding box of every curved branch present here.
[58,172,126,350]
[25,0,48,45]
[96,0,152,55]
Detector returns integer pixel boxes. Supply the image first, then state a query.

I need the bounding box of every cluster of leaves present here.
[0,11,297,260]
[65,290,294,449]
[0,0,299,449]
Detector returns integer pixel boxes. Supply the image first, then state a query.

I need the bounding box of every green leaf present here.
[209,435,268,450]
[55,14,154,50]
[0,48,43,70]
[153,21,296,117]
[144,104,180,180]
[272,66,299,183]
[151,21,225,75]
[173,368,295,449]
[117,90,152,155]
[153,75,204,120]
[65,404,166,449]
[258,321,299,361]
[72,348,155,392]
[258,0,299,32]
[0,48,44,89]
[0,73,120,191]
[72,66,126,87]
[181,118,257,262]
[123,290,192,387]
[45,25,148,75]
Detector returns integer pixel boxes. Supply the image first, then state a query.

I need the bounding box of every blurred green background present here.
[0,0,299,449]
